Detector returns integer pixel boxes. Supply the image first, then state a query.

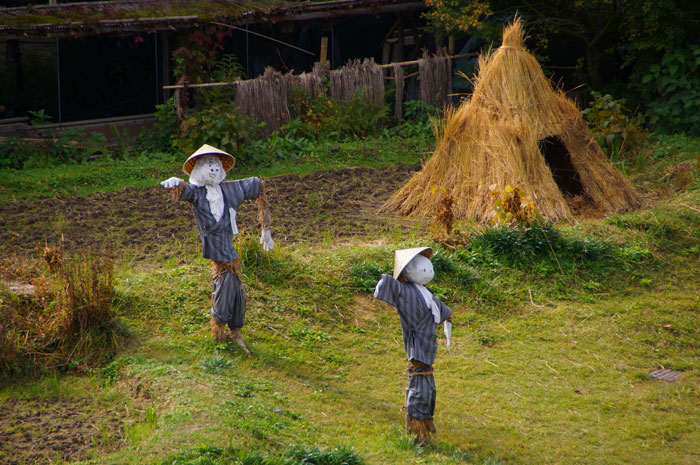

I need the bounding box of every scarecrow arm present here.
[160,177,186,202]
[257,179,274,251]
[436,299,452,324]
[374,274,401,306]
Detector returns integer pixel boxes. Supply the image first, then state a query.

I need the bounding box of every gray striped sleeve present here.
[179,183,198,202]
[374,274,400,306]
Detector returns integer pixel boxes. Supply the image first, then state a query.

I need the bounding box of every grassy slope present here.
[1,133,699,465]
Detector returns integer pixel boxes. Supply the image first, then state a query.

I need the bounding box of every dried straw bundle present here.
[285,64,326,102]
[329,58,384,104]
[235,67,290,136]
[383,19,640,223]
[419,48,452,109]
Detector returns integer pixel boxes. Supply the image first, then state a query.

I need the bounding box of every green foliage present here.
[177,103,260,160]
[284,88,388,140]
[0,129,109,170]
[151,97,179,152]
[202,353,234,374]
[161,444,364,465]
[642,45,700,135]
[582,91,645,160]
[349,261,388,293]
[468,222,612,269]
[27,109,52,126]
[197,54,245,107]
[423,0,492,36]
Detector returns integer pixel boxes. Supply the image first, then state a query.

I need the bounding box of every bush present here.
[177,103,260,159]
[642,45,700,135]
[284,88,387,139]
[582,91,645,160]
[0,129,110,170]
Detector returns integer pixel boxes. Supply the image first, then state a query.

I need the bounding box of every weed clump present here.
[161,444,364,465]
[0,245,121,378]
[349,261,388,293]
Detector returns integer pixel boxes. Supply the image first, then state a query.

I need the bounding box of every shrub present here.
[582,91,645,160]
[0,129,109,170]
[176,103,260,162]
[284,88,387,139]
[642,45,700,135]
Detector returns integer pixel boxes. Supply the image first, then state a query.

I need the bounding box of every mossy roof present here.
[0,0,425,39]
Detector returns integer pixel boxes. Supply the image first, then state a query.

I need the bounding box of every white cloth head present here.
[189,154,226,187]
[189,155,226,222]
[403,254,434,285]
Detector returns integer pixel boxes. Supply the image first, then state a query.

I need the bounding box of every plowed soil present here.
[0,164,421,260]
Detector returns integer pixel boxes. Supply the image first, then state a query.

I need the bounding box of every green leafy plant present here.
[27,109,52,126]
[350,261,388,293]
[582,91,645,160]
[177,103,259,160]
[642,44,700,135]
[284,88,387,140]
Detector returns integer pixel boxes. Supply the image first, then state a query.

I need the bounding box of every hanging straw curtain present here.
[235,67,290,137]
[329,58,384,104]
[419,48,452,109]
[393,63,404,123]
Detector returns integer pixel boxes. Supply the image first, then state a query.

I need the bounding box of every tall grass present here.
[0,246,122,377]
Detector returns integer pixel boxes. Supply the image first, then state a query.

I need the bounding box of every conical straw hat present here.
[393,247,433,279]
[183,144,236,175]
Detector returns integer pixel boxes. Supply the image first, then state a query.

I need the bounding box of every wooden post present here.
[448,35,455,56]
[320,37,328,64]
[161,31,170,103]
[392,17,405,63]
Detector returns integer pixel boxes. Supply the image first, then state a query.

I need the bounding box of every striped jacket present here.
[179,177,261,262]
[374,274,451,365]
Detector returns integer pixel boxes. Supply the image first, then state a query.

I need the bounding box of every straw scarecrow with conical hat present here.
[383,18,640,223]
[161,144,274,355]
[374,247,452,443]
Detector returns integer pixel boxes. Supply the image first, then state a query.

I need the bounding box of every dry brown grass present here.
[383,19,641,223]
[0,246,118,377]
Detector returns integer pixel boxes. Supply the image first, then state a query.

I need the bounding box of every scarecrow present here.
[161,144,274,355]
[374,247,452,443]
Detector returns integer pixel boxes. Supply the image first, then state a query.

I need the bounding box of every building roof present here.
[0,0,426,39]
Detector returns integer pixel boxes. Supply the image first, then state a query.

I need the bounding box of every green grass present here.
[0,133,699,464]
[0,133,432,203]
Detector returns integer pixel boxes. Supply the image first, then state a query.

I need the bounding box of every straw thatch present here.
[383,19,641,223]
[393,63,405,123]
[286,62,328,102]
[419,48,452,109]
[330,58,384,104]
[235,67,290,136]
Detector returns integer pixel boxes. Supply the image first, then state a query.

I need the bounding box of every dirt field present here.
[0,164,421,260]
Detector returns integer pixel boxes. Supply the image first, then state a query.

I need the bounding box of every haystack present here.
[383,19,641,223]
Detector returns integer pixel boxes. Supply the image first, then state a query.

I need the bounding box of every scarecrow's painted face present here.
[403,254,434,285]
[190,155,225,186]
